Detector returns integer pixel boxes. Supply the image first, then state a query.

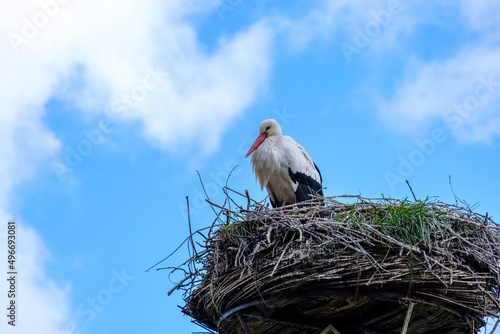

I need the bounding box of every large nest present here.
[168,190,500,334]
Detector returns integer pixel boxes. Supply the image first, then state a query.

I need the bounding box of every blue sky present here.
[1,0,500,333]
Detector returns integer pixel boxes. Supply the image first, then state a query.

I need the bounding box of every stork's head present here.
[246,119,282,157]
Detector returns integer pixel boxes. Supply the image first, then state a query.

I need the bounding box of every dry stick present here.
[224,165,241,210]
[196,170,219,218]
[324,324,342,334]
[186,196,199,264]
[237,313,252,334]
[146,237,189,272]
[205,199,243,218]
[449,175,458,207]
[225,186,263,205]
[400,302,415,334]
[146,224,214,273]
[405,180,417,202]
[245,190,251,211]
[354,251,361,298]
[270,237,294,277]
[296,227,304,242]
[208,207,225,238]
[489,318,500,334]
[360,223,422,254]
[167,268,202,296]
[266,226,273,244]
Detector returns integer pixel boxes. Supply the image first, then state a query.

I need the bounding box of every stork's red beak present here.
[246,133,267,157]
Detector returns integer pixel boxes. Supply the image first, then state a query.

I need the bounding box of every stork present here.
[246,119,324,208]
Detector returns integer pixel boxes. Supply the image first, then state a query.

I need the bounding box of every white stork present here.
[246,119,324,208]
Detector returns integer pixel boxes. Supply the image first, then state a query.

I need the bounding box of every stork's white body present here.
[246,119,323,207]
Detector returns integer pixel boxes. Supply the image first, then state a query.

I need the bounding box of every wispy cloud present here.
[275,0,420,55]
[377,0,500,143]
[272,0,500,143]
[379,47,500,141]
[460,0,500,32]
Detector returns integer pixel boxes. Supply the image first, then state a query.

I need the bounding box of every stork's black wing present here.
[288,162,323,204]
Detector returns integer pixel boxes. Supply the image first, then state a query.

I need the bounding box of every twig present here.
[449,175,458,207]
[360,223,422,254]
[266,226,273,244]
[208,206,225,238]
[146,237,189,272]
[245,190,251,211]
[406,180,417,202]
[197,170,220,219]
[224,165,241,210]
[237,313,252,334]
[186,196,198,269]
[167,268,202,296]
[270,237,294,277]
[489,318,500,334]
[224,186,264,205]
[205,199,244,218]
[400,302,415,334]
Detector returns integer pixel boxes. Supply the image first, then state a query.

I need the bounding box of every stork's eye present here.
[266,125,271,131]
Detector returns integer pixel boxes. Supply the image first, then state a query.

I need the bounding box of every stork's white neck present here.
[264,133,282,146]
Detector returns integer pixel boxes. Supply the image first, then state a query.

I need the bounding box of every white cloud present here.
[0,218,71,334]
[119,21,273,153]
[4,0,273,154]
[380,48,500,140]
[2,0,274,153]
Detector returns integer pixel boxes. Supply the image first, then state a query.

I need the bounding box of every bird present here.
[246,119,323,208]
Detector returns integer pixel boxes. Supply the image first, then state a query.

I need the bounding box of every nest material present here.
[175,193,500,334]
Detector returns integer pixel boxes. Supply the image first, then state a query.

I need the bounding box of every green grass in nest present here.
[329,198,464,249]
